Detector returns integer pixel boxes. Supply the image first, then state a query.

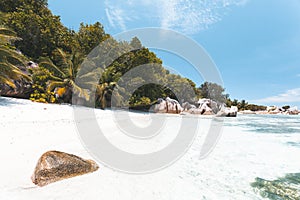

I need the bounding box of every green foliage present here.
[29,67,56,103]
[0,26,30,87]
[76,22,110,55]
[198,82,226,103]
[282,105,290,110]
[95,82,117,109]
[88,38,198,108]
[0,1,217,108]
[2,0,74,59]
[132,96,151,106]
[38,49,93,103]
[0,0,48,13]
[245,104,267,111]
[226,97,267,111]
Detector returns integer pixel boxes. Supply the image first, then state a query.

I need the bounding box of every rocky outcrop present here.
[197,98,219,114]
[31,151,99,187]
[217,106,238,117]
[154,97,183,114]
[253,106,300,115]
[0,78,33,99]
[182,99,223,116]
[287,107,299,115]
[199,101,214,115]
[155,98,228,116]
[182,102,196,111]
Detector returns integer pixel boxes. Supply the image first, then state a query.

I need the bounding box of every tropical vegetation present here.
[0,0,264,111]
[0,26,29,87]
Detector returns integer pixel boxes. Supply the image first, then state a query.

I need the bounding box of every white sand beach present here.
[1,97,300,200]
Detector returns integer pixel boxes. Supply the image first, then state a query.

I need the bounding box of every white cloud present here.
[105,8,115,28]
[297,74,300,77]
[104,0,250,35]
[105,7,127,31]
[253,88,300,104]
[163,0,251,34]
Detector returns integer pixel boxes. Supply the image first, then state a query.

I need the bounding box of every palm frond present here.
[0,61,30,81]
[0,47,26,66]
[0,27,28,88]
[0,75,16,88]
[39,57,66,78]
[46,80,66,92]
[0,27,21,45]
[48,73,63,81]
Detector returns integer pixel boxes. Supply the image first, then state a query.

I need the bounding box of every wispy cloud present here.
[159,0,249,34]
[105,7,127,31]
[104,0,249,34]
[252,88,300,104]
[297,74,300,77]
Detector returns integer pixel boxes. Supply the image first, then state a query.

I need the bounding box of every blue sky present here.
[48,0,300,107]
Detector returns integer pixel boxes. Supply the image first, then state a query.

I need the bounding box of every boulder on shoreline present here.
[31,151,99,187]
[287,106,299,115]
[217,106,238,117]
[153,97,183,114]
[154,97,232,116]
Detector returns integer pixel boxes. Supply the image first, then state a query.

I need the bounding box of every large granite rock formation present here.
[154,97,183,114]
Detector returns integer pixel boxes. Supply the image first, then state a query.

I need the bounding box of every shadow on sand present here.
[0,97,28,107]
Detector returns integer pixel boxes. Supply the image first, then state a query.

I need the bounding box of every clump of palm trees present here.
[38,49,91,104]
[33,46,115,107]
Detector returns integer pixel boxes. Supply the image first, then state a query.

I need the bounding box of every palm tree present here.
[95,82,118,109]
[38,49,98,104]
[0,27,30,88]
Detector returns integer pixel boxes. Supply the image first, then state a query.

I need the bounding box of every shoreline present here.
[1,97,300,199]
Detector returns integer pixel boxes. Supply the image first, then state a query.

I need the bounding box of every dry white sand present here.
[1,97,300,200]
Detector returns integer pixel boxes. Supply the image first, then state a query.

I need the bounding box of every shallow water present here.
[222,114,300,199]
[224,114,300,134]
[251,173,300,200]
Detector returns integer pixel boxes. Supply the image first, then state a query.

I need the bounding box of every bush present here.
[29,67,56,103]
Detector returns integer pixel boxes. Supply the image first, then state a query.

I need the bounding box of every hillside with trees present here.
[0,0,264,111]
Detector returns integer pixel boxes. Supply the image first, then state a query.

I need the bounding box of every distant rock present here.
[182,102,196,111]
[31,151,99,187]
[199,101,214,115]
[217,106,238,117]
[266,106,281,114]
[197,98,219,114]
[155,97,227,115]
[165,97,183,114]
[154,97,183,114]
[287,106,299,115]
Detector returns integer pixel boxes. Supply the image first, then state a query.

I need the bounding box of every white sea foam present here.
[0,97,300,199]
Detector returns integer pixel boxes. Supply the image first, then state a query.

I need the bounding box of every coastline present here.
[1,97,300,199]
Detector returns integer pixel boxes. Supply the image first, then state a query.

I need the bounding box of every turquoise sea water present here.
[224,114,300,199]
[224,114,300,134]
